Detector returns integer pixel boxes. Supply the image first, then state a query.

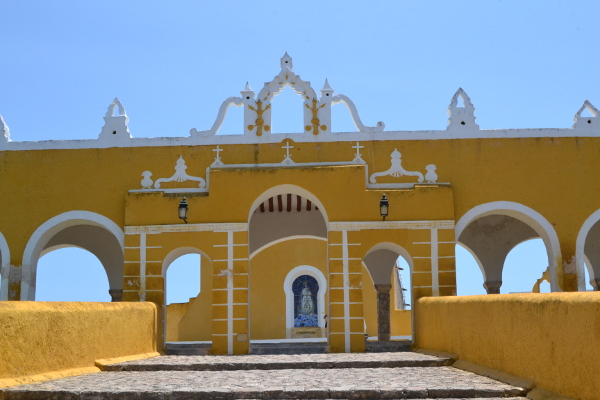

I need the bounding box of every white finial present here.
[572,100,600,128]
[322,78,333,91]
[242,82,253,92]
[0,114,10,142]
[280,52,293,70]
[446,88,479,130]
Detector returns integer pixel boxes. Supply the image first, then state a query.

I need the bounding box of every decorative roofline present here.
[0,53,598,151]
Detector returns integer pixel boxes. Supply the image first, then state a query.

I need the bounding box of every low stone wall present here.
[0,302,158,387]
[414,293,600,400]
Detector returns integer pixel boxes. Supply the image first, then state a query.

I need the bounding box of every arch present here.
[363,242,414,285]
[21,211,124,301]
[364,242,414,272]
[162,246,211,277]
[455,242,485,279]
[162,247,213,343]
[455,201,561,292]
[576,209,600,290]
[283,265,327,331]
[247,184,329,226]
[249,235,327,260]
[0,231,11,301]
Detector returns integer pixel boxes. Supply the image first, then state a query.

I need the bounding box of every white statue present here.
[299,284,315,315]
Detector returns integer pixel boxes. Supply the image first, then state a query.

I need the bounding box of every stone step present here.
[164,341,211,355]
[2,367,527,399]
[100,352,454,372]
[250,341,329,355]
[366,340,412,352]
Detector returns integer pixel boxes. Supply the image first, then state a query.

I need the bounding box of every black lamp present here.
[178,197,188,223]
[380,194,389,220]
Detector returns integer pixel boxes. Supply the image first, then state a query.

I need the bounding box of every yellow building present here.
[1,54,599,354]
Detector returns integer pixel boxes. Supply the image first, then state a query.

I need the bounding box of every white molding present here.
[575,209,600,290]
[0,231,10,301]
[21,210,125,301]
[283,265,327,333]
[329,220,454,231]
[125,223,248,235]
[455,201,561,292]
[341,231,351,352]
[3,128,600,152]
[249,235,327,260]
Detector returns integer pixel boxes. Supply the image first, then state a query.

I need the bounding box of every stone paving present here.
[1,352,527,399]
[102,352,454,371]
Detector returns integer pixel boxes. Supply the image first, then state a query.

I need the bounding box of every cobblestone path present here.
[1,352,527,399]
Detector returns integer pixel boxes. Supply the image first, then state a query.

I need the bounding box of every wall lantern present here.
[178,197,189,223]
[380,194,389,220]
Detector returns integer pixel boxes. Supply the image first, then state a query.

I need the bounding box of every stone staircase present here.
[2,351,529,399]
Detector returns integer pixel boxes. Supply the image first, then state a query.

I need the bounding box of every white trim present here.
[329,220,454,231]
[139,233,146,301]
[576,209,600,290]
[249,235,327,260]
[250,338,327,344]
[431,228,439,296]
[227,231,234,355]
[283,265,327,332]
[21,211,124,301]
[0,231,10,301]
[455,201,562,292]
[247,184,329,226]
[2,128,599,152]
[125,223,247,234]
[342,230,351,353]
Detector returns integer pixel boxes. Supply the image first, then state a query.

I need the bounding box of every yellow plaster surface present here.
[414,293,600,400]
[250,238,328,339]
[0,302,157,385]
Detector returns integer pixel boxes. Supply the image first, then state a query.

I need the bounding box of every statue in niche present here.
[293,275,319,327]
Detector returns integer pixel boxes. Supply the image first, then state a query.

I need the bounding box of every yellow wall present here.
[249,238,328,339]
[165,300,192,342]
[414,293,600,400]
[0,302,157,386]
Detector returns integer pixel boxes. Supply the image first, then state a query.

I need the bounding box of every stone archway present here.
[456,202,561,293]
[363,242,414,342]
[21,211,124,301]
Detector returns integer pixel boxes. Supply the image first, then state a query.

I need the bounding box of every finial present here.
[0,114,10,142]
[322,78,333,91]
[242,82,253,92]
[280,52,293,70]
[572,99,599,128]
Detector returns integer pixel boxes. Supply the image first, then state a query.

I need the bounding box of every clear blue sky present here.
[1,1,597,301]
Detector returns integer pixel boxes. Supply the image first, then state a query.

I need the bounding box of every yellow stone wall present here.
[165,300,192,342]
[0,302,157,387]
[414,293,600,400]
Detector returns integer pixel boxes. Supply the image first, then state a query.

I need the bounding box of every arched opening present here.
[0,231,9,301]
[455,243,487,296]
[283,265,327,339]
[162,248,212,344]
[577,210,600,291]
[362,243,414,342]
[456,202,561,293]
[270,86,305,134]
[22,211,124,301]
[502,238,549,293]
[35,247,110,301]
[248,185,329,343]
